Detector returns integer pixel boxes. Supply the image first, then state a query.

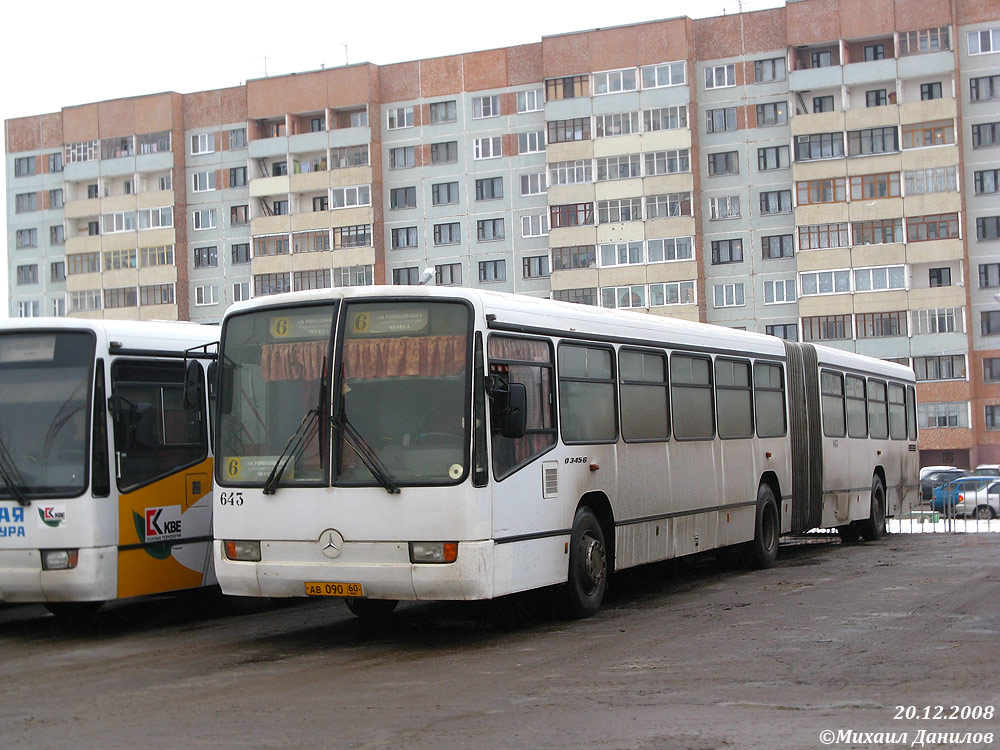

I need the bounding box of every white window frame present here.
[474,137,503,160]
[713,283,745,308]
[192,208,217,231]
[519,172,547,196]
[799,269,851,296]
[593,68,638,95]
[194,284,219,306]
[517,89,543,113]
[705,64,736,89]
[233,282,251,302]
[332,185,372,209]
[709,196,741,220]
[647,237,694,263]
[549,160,593,186]
[602,285,648,309]
[640,61,685,89]
[521,213,549,238]
[595,112,640,138]
[968,28,1000,55]
[138,207,173,230]
[386,107,414,130]
[518,131,545,154]
[190,133,214,155]
[853,265,907,292]
[192,171,216,192]
[473,95,500,119]
[599,242,644,268]
[764,279,797,304]
[649,281,696,307]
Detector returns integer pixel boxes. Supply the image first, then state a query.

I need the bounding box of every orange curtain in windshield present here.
[260,341,327,382]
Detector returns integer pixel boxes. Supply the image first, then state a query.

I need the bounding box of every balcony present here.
[897,50,954,80]
[843,58,898,87]
[789,65,844,92]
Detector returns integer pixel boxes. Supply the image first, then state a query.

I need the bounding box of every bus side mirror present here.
[183,360,203,410]
[499,383,527,439]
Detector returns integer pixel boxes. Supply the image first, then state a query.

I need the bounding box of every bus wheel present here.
[345,597,398,620]
[44,601,104,622]
[561,506,608,619]
[858,476,886,542]
[744,484,779,569]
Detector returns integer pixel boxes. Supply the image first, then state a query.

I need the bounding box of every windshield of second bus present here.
[0,331,94,499]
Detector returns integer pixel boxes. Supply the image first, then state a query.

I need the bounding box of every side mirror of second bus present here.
[499,383,527,439]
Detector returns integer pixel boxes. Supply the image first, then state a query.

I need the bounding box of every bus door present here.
[109,358,214,599]
[783,342,823,533]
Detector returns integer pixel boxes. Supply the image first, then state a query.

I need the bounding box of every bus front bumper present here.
[0,547,116,603]
[214,539,494,601]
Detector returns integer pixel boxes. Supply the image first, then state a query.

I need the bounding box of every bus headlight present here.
[409,542,458,564]
[41,549,79,570]
[224,540,261,562]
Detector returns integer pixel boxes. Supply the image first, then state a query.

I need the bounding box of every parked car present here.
[920,465,960,480]
[974,464,1000,477]
[937,480,1000,519]
[931,476,997,516]
[921,468,969,501]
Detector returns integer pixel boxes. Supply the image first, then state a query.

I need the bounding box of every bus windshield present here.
[0,331,94,499]
[337,301,470,486]
[217,299,471,489]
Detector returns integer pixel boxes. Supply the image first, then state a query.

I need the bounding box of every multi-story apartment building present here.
[4,0,998,467]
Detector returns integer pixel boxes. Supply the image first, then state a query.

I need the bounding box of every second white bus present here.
[213,287,918,618]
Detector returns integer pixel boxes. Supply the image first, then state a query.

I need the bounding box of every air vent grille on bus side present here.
[542,462,558,499]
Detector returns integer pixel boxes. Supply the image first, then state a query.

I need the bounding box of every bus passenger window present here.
[558,344,617,444]
[845,375,868,438]
[487,336,556,479]
[753,362,786,438]
[906,385,917,441]
[671,354,714,440]
[821,370,846,437]
[868,380,888,440]
[888,383,907,440]
[716,358,753,439]
[619,350,669,442]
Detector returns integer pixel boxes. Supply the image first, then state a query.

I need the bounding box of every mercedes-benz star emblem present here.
[320,529,344,559]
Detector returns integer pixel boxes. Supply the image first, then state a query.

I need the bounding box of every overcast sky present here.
[1,0,783,317]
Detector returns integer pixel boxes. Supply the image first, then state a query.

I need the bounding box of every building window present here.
[433,222,461,246]
[800,270,851,296]
[477,218,505,242]
[68,291,101,313]
[914,355,965,381]
[332,185,371,208]
[390,186,416,210]
[552,288,598,306]
[600,242,644,267]
[478,259,506,282]
[332,265,373,289]
[856,311,907,338]
[475,177,503,201]
[797,178,847,205]
[16,265,38,285]
[848,127,899,156]
[331,145,369,169]
[193,246,217,268]
[802,314,851,341]
[704,64,735,89]
[766,324,797,341]
[104,287,138,309]
[645,193,691,219]
[902,120,955,149]
[429,100,457,124]
[928,267,952,287]
[192,208,217,230]
[921,82,943,100]
[312,196,329,212]
[550,159,593,185]
[389,146,415,169]
[813,96,835,113]
[431,182,459,206]
[252,235,289,257]
[435,263,462,286]
[229,167,248,187]
[292,230,330,254]
[641,61,685,88]
[550,203,594,228]
[795,133,845,161]
[522,256,550,279]
[598,198,643,223]
[968,28,1000,55]
[547,118,591,144]
[293,269,331,292]
[708,151,739,176]
[900,27,951,56]
[810,50,834,68]
[852,218,904,246]
[333,225,371,249]
[15,229,37,249]
[905,166,957,195]
[907,213,960,242]
[709,196,741,220]
[393,267,420,285]
[474,137,503,160]
[972,122,1000,149]
[229,205,249,226]
[713,283,745,308]
[13,156,36,177]
[520,172,547,196]
[551,246,596,270]
[521,214,550,238]
[386,107,414,130]
[970,75,1000,102]
[984,358,1000,383]
[866,89,888,107]
[913,307,963,334]
[50,225,65,246]
[764,279,796,304]
[978,263,1000,288]
[754,57,786,83]
[596,154,640,181]
[190,133,214,155]
[517,131,545,154]
[762,234,794,258]
[706,108,738,133]
[593,68,638,95]
[644,106,688,131]
[864,43,886,61]
[140,284,175,306]
[473,95,501,118]
[192,171,216,192]
[272,200,288,216]
[253,273,291,297]
[516,90,543,112]
[711,239,743,265]
[854,265,906,292]
[975,169,1000,195]
[228,128,247,149]
[979,217,1000,241]
[758,145,790,171]
[15,193,38,213]
[984,310,1000,336]
[756,101,788,126]
[430,141,458,164]
[759,189,792,215]
[917,402,966,429]
[50,261,66,282]
[850,172,901,200]
[231,243,251,264]
[644,150,690,176]
[545,75,590,100]
[390,227,418,249]
[595,112,640,138]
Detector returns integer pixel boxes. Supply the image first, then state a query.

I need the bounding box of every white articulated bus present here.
[0,319,219,618]
[214,287,918,618]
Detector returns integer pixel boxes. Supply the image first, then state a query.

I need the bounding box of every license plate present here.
[305,581,363,597]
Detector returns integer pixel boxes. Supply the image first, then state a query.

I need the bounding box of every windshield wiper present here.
[335,411,400,495]
[0,433,30,506]
[262,357,326,496]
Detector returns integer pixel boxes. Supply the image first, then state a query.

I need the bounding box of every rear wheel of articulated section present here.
[743,483,779,569]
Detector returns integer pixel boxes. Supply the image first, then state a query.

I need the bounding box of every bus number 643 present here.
[219,491,244,506]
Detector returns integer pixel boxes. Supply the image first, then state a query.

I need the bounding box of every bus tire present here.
[561,506,608,619]
[345,597,398,620]
[44,601,104,622]
[743,484,779,570]
[858,475,886,542]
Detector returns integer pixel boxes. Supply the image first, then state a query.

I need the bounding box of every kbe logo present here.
[144,506,182,542]
[38,505,67,529]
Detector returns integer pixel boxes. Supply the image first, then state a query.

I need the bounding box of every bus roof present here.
[0,318,219,353]
[223,286,914,382]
